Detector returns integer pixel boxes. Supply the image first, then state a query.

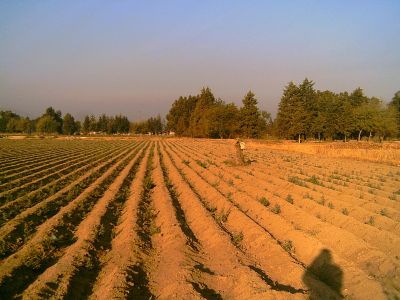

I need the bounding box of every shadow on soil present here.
[302,248,343,299]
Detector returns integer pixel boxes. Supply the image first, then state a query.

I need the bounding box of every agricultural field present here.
[0,138,399,299]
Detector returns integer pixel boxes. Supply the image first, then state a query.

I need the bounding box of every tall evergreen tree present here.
[62,113,77,135]
[239,91,262,138]
[189,87,217,137]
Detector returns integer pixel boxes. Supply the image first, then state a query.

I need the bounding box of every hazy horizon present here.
[1,1,399,121]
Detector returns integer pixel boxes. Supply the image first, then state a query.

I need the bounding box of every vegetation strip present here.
[0,143,139,258]
[0,143,136,226]
[0,144,142,298]
[157,144,200,251]
[62,144,147,299]
[127,143,156,298]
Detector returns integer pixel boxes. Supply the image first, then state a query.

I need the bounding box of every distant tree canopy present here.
[130,115,163,135]
[81,113,130,134]
[166,87,269,138]
[1,82,398,140]
[275,79,398,141]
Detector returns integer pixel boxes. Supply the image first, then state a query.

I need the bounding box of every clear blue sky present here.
[0,0,399,120]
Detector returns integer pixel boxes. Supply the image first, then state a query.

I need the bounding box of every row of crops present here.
[0,138,398,299]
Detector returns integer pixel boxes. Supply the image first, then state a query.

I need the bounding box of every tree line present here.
[275,79,399,141]
[0,108,134,135]
[166,87,271,138]
[166,82,399,141]
[1,80,399,140]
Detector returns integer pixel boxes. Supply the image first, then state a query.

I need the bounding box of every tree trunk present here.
[368,131,372,142]
[344,135,347,142]
[358,130,362,141]
[298,134,301,143]
[318,132,321,142]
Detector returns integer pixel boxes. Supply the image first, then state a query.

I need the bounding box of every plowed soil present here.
[0,137,399,300]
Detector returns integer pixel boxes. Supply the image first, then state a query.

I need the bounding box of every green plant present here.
[282,240,295,253]
[182,159,190,165]
[286,194,294,204]
[307,175,324,186]
[232,231,244,246]
[379,208,388,217]
[271,204,281,214]
[216,208,231,224]
[258,196,270,207]
[288,176,308,187]
[327,202,334,209]
[341,208,349,216]
[303,193,313,200]
[195,160,207,169]
[365,216,374,226]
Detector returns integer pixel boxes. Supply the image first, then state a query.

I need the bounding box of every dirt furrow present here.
[160,142,303,299]
[0,143,136,259]
[88,146,151,299]
[172,141,400,259]
[21,143,147,299]
[167,141,387,299]
[0,143,142,298]
[0,142,123,191]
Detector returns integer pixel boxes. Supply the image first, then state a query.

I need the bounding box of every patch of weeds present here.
[285,194,294,204]
[206,205,217,213]
[195,160,207,169]
[232,231,244,246]
[281,240,295,254]
[389,193,397,201]
[226,192,233,201]
[341,208,349,216]
[258,196,270,207]
[211,181,220,188]
[215,208,231,224]
[227,179,234,186]
[365,216,374,226]
[303,193,313,200]
[271,204,281,214]
[223,160,235,166]
[318,196,326,206]
[234,174,241,179]
[379,208,388,217]
[368,189,376,195]
[182,159,190,165]
[288,176,308,188]
[327,202,334,209]
[307,175,324,186]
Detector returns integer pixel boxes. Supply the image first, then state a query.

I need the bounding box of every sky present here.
[0,0,399,121]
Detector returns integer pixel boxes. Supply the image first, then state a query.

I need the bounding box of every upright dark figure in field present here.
[303,249,343,299]
[235,139,246,165]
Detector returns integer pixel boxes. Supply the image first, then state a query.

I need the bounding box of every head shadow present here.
[302,248,343,299]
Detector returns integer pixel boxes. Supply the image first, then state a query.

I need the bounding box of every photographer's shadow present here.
[302,249,343,299]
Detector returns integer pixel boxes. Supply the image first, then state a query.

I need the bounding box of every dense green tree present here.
[36,115,59,133]
[62,113,77,135]
[42,107,63,133]
[276,80,313,142]
[389,91,400,137]
[82,115,91,133]
[209,102,240,138]
[113,114,130,133]
[166,95,198,135]
[188,87,217,137]
[89,115,97,132]
[0,111,20,132]
[239,91,263,138]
